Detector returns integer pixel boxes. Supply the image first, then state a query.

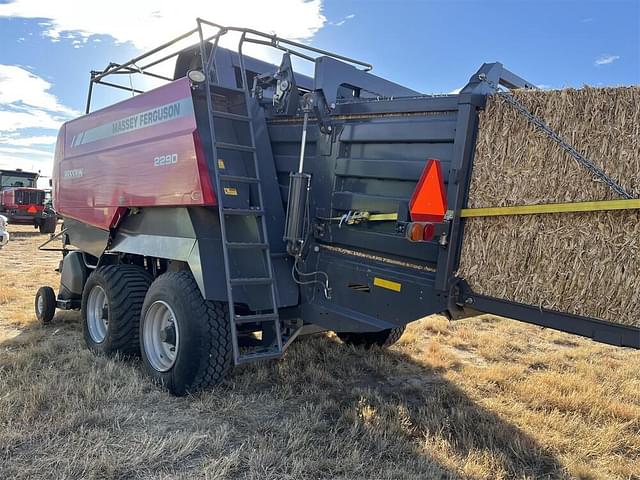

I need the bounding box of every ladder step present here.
[219,174,259,184]
[222,208,264,216]
[226,242,269,249]
[230,277,273,286]
[213,111,250,122]
[236,350,282,364]
[216,142,255,153]
[234,313,278,325]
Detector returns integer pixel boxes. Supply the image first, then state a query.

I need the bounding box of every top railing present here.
[85,19,372,113]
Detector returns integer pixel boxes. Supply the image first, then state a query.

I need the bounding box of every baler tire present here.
[337,326,406,349]
[81,265,152,357]
[35,286,56,324]
[39,216,57,234]
[139,271,233,396]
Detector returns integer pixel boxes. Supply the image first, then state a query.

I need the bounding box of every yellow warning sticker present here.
[218,159,225,169]
[373,277,401,292]
[223,187,238,196]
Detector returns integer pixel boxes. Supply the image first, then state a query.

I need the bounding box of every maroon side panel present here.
[54,78,215,231]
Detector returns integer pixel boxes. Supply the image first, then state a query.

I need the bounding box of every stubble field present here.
[1,224,639,479]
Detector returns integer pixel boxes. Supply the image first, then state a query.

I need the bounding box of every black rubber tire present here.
[35,286,56,324]
[337,326,406,349]
[140,271,233,396]
[39,216,57,234]
[81,265,152,356]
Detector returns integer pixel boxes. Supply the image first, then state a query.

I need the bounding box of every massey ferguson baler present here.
[36,20,640,395]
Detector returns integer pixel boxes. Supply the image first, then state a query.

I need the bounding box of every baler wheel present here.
[140,271,233,396]
[35,286,56,324]
[337,326,406,349]
[81,265,152,356]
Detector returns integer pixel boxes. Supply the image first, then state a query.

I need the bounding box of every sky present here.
[0,0,638,182]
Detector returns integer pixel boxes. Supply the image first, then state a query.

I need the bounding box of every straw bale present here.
[458,87,640,326]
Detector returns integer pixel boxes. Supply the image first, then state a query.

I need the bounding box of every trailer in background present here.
[0,169,56,234]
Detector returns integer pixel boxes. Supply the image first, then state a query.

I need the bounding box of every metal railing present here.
[85,19,372,113]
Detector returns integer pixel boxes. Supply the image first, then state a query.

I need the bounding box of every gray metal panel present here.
[266,101,458,268]
[63,217,110,258]
[332,191,404,212]
[110,233,196,260]
[334,96,460,116]
[267,124,320,144]
[59,251,89,297]
[300,249,445,332]
[322,227,439,263]
[335,159,427,181]
[339,120,456,143]
[273,154,299,174]
[250,98,289,253]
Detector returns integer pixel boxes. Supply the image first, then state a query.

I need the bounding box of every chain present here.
[481,77,633,199]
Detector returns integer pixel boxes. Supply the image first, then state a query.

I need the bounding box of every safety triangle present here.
[409,159,447,222]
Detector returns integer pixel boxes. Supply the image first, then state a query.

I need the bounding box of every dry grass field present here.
[1,224,639,480]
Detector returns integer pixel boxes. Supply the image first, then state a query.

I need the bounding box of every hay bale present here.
[458,87,640,326]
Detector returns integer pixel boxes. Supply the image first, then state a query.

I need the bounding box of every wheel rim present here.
[86,285,108,343]
[36,294,44,316]
[143,300,179,372]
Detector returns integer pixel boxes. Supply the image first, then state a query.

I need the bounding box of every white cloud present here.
[0,65,73,171]
[594,54,620,66]
[0,0,326,50]
[0,65,75,134]
[0,65,77,116]
[0,135,58,146]
[0,108,66,133]
[331,13,356,27]
[0,146,53,157]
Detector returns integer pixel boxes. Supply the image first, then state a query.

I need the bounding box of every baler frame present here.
[42,19,638,395]
[75,20,640,350]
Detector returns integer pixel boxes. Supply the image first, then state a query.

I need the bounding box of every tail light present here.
[406,222,437,242]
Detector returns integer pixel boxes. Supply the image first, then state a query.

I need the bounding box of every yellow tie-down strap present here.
[460,198,640,218]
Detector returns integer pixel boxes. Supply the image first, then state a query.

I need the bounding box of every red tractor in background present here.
[0,169,57,234]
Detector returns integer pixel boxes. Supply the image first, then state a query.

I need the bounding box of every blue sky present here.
[0,0,638,180]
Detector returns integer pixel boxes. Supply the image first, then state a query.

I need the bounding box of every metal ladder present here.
[199,35,284,365]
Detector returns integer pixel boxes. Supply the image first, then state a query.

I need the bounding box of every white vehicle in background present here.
[0,214,9,248]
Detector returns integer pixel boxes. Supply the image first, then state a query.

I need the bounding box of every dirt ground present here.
[1,224,639,480]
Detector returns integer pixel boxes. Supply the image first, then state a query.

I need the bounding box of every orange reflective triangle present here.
[409,159,447,222]
[27,205,37,214]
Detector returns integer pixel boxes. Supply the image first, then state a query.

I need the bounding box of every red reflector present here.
[409,159,447,222]
[422,223,436,241]
[27,206,37,214]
